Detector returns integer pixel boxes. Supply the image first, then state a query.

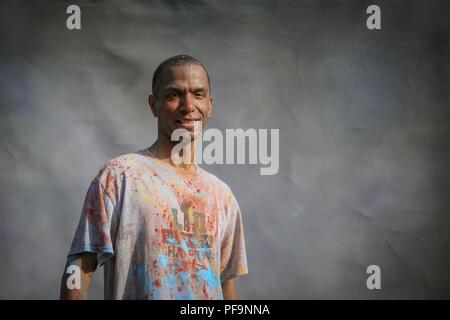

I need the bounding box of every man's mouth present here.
[177,119,201,124]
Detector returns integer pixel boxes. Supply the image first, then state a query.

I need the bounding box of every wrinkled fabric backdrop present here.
[1,0,449,299]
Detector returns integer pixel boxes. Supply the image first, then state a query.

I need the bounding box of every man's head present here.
[149,55,212,141]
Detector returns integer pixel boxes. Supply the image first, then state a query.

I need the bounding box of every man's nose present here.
[181,93,195,113]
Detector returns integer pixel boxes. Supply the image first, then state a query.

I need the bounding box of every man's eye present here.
[195,92,206,98]
[167,92,179,98]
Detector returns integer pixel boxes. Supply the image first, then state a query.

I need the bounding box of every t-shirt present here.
[67,147,248,300]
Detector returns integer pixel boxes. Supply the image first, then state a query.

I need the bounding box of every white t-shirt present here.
[68,147,248,300]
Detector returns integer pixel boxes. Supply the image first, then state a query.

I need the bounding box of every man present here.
[60,55,248,300]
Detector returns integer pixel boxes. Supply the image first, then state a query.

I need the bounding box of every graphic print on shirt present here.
[149,190,221,299]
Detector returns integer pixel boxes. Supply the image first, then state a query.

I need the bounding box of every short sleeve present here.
[220,190,248,283]
[67,163,121,269]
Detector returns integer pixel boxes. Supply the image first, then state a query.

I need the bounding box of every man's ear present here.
[149,94,158,117]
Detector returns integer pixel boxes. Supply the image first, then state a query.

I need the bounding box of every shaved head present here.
[152,54,211,97]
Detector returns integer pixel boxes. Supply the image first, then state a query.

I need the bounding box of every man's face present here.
[149,64,212,141]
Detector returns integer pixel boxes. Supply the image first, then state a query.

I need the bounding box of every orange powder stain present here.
[202,281,209,299]
[153,279,161,287]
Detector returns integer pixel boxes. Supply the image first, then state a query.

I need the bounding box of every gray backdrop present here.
[1,0,449,299]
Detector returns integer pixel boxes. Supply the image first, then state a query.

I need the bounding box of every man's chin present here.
[170,127,201,142]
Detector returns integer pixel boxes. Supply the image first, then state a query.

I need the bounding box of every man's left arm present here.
[221,279,239,300]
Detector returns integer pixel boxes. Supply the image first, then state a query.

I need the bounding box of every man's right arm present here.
[60,252,97,300]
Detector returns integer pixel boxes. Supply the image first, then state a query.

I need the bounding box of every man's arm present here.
[60,252,97,300]
[221,279,239,300]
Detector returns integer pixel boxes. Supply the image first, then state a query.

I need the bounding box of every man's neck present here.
[148,136,198,174]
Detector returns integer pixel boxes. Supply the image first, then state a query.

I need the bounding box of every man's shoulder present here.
[100,149,150,173]
[198,168,241,211]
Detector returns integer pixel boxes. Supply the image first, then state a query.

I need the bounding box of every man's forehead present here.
[160,64,209,87]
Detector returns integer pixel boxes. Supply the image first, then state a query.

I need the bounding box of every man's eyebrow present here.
[192,87,209,93]
[161,85,209,94]
[162,85,181,92]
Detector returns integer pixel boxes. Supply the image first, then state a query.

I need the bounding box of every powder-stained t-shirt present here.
[68,148,248,300]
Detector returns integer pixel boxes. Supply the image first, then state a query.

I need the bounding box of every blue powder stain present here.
[179,272,190,282]
[136,264,154,295]
[197,268,220,288]
[167,236,177,245]
[79,244,113,254]
[159,255,168,268]
[136,265,147,282]
[164,273,177,289]
[176,291,195,300]
[180,240,189,253]
[175,275,195,300]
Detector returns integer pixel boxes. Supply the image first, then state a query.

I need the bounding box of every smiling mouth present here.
[177,119,201,124]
